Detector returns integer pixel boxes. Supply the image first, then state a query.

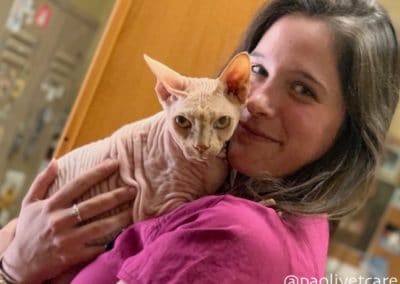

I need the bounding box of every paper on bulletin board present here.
[5,0,35,33]
[34,3,53,29]
[10,78,26,99]
[0,170,26,226]
[391,188,400,210]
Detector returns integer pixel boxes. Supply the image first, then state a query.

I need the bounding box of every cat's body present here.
[50,110,228,223]
[47,53,250,226]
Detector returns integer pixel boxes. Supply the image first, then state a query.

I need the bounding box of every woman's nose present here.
[246,89,278,118]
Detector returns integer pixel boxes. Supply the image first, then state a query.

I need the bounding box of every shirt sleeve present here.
[116,198,295,284]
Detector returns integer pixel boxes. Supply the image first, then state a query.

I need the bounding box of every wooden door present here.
[55,0,267,156]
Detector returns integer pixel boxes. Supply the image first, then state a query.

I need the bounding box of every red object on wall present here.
[34,4,52,28]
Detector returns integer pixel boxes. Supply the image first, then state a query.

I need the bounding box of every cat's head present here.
[144,52,250,160]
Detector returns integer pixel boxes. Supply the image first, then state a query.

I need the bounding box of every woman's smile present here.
[237,122,282,144]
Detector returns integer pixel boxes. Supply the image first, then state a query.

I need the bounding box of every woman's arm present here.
[0,159,135,284]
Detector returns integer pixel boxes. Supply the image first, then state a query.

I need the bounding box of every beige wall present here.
[70,0,114,23]
[389,106,400,141]
[380,0,400,31]
[379,0,400,141]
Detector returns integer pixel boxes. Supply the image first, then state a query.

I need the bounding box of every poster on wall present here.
[5,0,35,33]
[34,3,53,29]
[0,170,26,226]
[378,144,400,186]
[391,188,400,210]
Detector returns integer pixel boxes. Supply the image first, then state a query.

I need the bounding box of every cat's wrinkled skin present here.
[47,52,250,225]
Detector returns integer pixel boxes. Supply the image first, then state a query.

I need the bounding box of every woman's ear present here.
[144,54,187,107]
[219,52,251,104]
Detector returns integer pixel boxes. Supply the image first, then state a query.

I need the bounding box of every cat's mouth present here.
[186,146,223,161]
[180,147,208,162]
[193,150,212,160]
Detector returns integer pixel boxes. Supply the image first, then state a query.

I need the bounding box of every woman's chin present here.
[227,144,253,176]
[227,142,284,178]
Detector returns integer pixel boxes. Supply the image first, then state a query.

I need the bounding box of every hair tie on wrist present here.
[0,258,18,284]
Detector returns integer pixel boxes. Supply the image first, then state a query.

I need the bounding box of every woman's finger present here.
[62,187,135,228]
[49,159,119,208]
[72,209,131,244]
[22,159,58,206]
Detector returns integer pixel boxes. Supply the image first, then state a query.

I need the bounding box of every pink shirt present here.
[72,194,329,283]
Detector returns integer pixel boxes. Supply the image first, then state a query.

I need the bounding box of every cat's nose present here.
[194,144,210,153]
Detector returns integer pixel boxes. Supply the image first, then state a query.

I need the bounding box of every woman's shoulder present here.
[159,194,329,277]
[105,195,329,282]
[163,194,328,232]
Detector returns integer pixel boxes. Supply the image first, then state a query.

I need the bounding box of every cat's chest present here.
[142,136,206,186]
[136,131,226,193]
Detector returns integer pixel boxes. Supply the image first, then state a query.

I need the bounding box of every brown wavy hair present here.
[220,0,400,218]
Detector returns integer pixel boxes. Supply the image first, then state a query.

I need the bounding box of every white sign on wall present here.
[6,0,34,33]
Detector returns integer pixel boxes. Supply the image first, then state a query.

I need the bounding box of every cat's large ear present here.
[144,54,187,107]
[219,52,251,104]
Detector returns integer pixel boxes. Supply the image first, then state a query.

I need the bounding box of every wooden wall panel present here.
[55,0,266,157]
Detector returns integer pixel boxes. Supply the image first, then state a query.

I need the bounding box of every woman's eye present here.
[251,64,268,77]
[214,116,231,129]
[293,83,315,99]
[175,115,191,128]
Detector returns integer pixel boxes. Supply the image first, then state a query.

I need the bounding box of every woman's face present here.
[228,14,346,177]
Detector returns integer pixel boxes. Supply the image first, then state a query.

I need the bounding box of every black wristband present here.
[0,258,17,284]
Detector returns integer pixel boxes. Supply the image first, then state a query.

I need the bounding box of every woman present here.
[0,160,135,283]
[1,0,399,283]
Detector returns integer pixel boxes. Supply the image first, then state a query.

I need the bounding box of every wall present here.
[380,0,400,141]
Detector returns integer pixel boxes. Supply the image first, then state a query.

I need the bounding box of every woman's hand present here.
[1,159,134,283]
[0,218,17,256]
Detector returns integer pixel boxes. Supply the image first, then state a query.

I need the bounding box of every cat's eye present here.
[175,115,191,128]
[214,116,230,129]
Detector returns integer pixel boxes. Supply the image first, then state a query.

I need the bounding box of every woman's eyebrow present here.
[250,51,265,58]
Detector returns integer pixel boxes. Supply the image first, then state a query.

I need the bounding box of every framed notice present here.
[378,144,400,186]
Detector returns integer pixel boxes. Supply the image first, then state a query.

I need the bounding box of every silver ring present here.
[71,203,82,222]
